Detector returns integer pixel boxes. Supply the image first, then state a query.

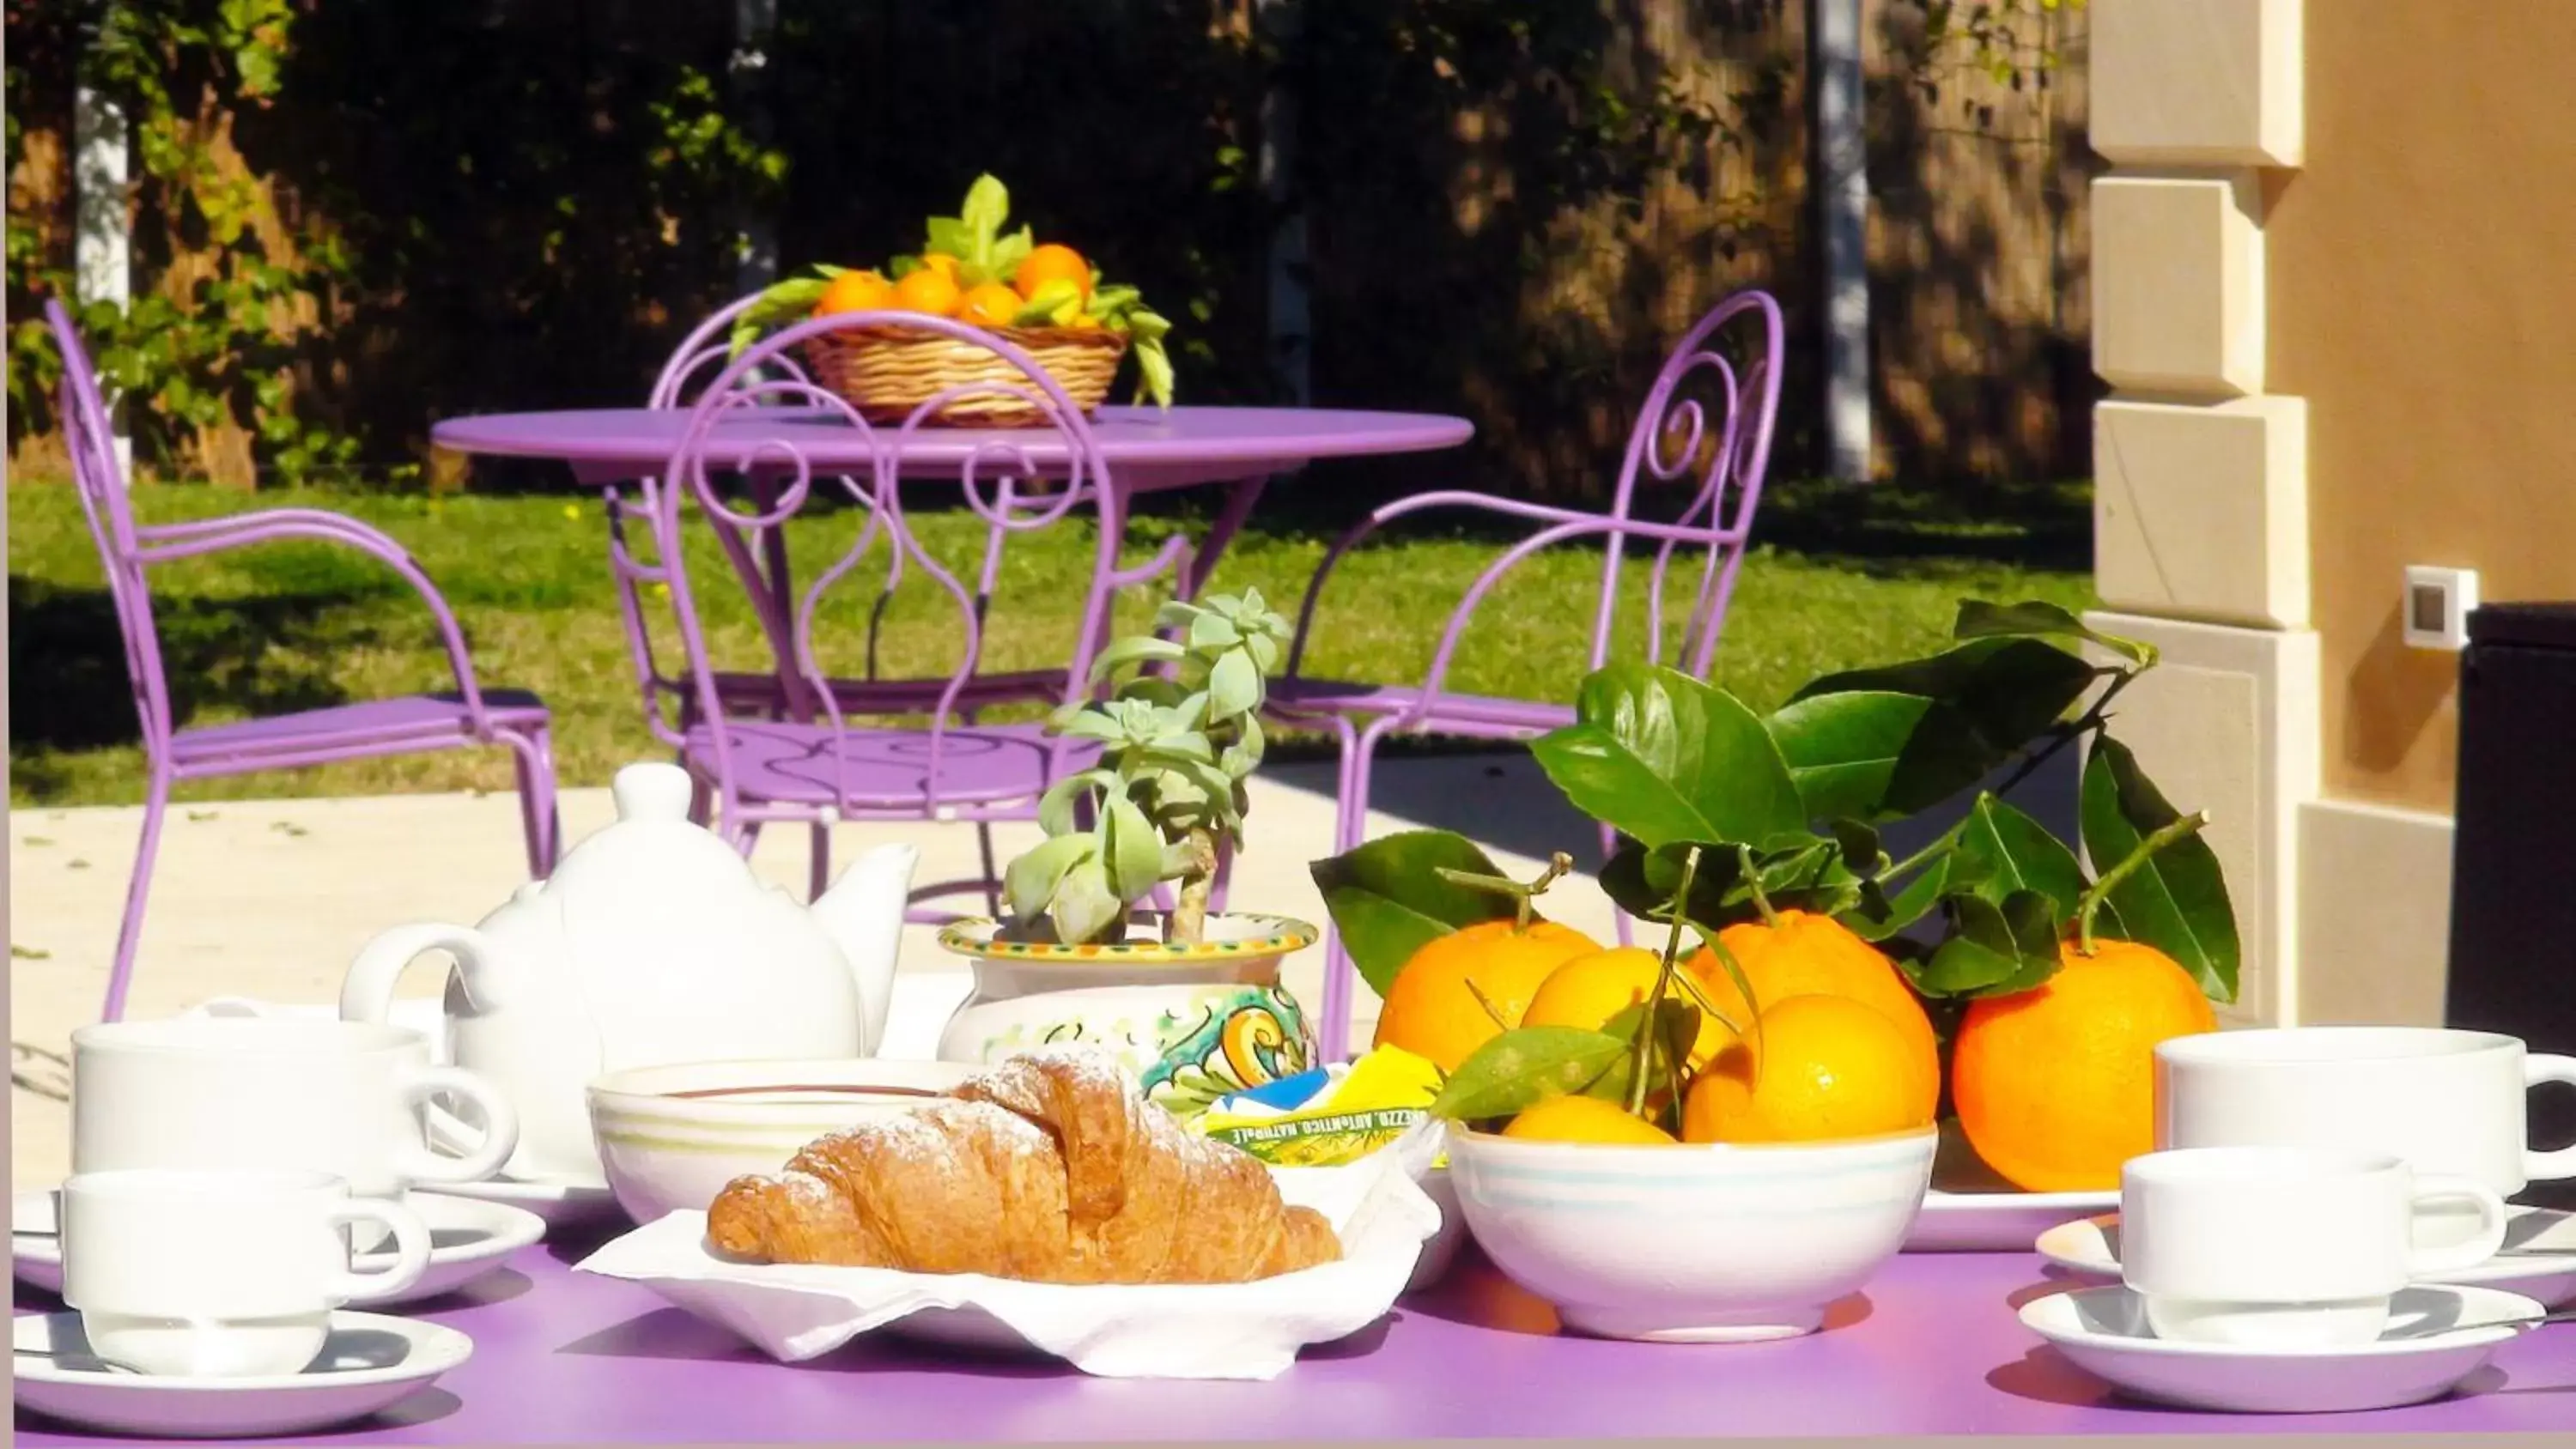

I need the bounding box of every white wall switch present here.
[2403,565,2479,651]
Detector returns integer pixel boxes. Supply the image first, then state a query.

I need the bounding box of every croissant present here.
[704,1046,1342,1284]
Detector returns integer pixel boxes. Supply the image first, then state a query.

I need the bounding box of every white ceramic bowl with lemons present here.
[1446,1121,1940,1342]
[586,1058,976,1226]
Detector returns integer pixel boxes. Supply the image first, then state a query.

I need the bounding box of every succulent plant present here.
[1002,590,1291,947]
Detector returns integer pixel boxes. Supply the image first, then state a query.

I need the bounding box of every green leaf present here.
[1308,830,1524,999]
[1949,792,2088,918]
[1013,277,1084,327]
[1598,835,1860,933]
[1132,336,1176,409]
[1789,635,2099,776]
[1048,858,1124,947]
[1911,889,2063,998]
[1101,794,1165,902]
[1206,647,1260,722]
[1088,634,1186,682]
[1036,767,1117,836]
[2080,738,2240,1003]
[1843,853,1953,943]
[1428,1026,1633,1122]
[1953,599,2154,667]
[958,174,1010,240]
[1531,664,1806,851]
[1003,833,1095,923]
[1765,690,1935,822]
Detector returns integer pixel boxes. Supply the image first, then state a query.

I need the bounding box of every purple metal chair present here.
[635,308,1188,918]
[1267,289,1788,1061]
[598,296,1073,909]
[41,299,560,1023]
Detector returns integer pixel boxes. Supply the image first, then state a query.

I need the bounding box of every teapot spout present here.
[812,841,920,1055]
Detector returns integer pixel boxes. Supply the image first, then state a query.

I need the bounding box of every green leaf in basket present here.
[1013,278,1084,328]
[1133,334,1176,409]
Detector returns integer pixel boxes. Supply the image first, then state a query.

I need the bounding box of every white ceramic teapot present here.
[338,761,918,1185]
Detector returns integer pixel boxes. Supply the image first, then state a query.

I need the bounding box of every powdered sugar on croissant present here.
[705,1046,1340,1284]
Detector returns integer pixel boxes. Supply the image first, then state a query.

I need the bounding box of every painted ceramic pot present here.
[933,912,1321,1120]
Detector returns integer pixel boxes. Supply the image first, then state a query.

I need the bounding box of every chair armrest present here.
[132,510,495,731]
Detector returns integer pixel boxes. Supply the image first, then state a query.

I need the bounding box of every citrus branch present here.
[1436,851,1575,932]
[1628,845,1704,1118]
[2074,809,2211,955]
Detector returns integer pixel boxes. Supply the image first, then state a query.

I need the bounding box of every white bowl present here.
[1446,1122,1939,1343]
[586,1058,975,1225]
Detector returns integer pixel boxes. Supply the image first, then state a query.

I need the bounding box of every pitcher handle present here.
[343,922,497,1025]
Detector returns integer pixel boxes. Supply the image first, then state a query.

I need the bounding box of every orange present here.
[958,282,1024,328]
[813,270,895,317]
[917,252,963,282]
[1950,937,2218,1192]
[1013,243,1094,303]
[1503,1093,1678,1145]
[1372,919,1605,1074]
[892,267,963,318]
[1690,909,1941,1121]
[1681,993,1935,1144]
[1522,947,1733,1070]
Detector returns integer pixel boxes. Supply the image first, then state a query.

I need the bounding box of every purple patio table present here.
[431,405,1474,601]
[19,1240,2576,1444]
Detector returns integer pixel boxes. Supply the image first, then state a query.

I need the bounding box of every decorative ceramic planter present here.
[933,912,1321,1119]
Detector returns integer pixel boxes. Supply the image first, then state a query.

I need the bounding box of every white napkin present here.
[572,1147,1443,1379]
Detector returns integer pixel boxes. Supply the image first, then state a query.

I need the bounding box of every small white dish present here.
[2035,1206,2576,1310]
[1447,1123,1939,1342]
[14,1190,544,1307]
[2018,1282,2537,1414]
[1908,1186,2120,1252]
[12,1309,472,1439]
[586,1058,977,1227]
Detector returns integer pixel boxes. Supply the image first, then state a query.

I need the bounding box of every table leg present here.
[1179,476,1270,603]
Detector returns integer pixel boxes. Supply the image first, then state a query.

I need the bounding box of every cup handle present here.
[2405,1173,2512,1276]
[393,1065,520,1184]
[325,1199,431,1304]
[2524,1053,2576,1180]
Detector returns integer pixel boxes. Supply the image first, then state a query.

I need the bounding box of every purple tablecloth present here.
[430,406,1476,490]
[19,1229,2576,1444]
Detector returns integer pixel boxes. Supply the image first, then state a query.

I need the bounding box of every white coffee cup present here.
[2155,1026,2576,1246]
[70,1016,519,1234]
[59,1168,431,1378]
[2121,1145,2509,1349]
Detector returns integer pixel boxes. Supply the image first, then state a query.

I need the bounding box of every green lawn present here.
[7,478,2097,808]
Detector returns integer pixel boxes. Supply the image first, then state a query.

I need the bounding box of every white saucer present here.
[2019,1282,2537,1414]
[2035,1205,2576,1309]
[1906,1186,2120,1252]
[417,1172,623,1228]
[12,1309,472,1439]
[14,1191,544,1307]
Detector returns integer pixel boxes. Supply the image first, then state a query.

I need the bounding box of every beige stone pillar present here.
[2085,0,2317,1025]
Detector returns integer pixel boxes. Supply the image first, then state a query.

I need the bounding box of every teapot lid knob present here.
[611,762,697,823]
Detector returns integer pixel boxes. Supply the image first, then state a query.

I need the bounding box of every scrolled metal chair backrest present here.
[45,298,177,756]
[604,294,823,746]
[1595,288,1786,680]
[649,309,1133,817]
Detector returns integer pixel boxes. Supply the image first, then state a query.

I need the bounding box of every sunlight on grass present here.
[8,482,2094,808]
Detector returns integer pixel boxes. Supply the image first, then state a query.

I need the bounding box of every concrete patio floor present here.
[7,753,1629,1191]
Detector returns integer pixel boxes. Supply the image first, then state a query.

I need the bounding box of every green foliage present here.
[1314,595,2238,1014]
[7,1,2075,490]
[1005,590,1291,947]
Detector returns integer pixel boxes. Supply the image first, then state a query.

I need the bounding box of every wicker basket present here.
[799,323,1128,427]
